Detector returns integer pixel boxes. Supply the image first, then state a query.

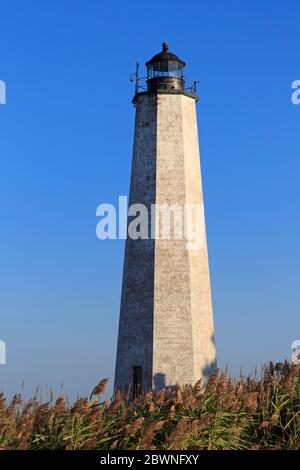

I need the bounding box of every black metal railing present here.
[131,75,199,97]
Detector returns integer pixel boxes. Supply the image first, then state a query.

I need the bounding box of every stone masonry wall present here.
[114,92,216,392]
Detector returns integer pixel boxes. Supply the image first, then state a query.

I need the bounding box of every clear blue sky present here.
[1,0,299,399]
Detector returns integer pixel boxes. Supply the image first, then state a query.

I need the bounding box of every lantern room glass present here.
[147,61,184,79]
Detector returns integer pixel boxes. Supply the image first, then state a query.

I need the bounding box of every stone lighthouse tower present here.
[114,43,216,394]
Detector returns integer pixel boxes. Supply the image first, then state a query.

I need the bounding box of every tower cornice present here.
[132,90,199,106]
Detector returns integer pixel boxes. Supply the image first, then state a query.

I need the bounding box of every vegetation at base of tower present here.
[0,362,300,450]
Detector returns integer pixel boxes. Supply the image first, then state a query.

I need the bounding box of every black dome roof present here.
[146,42,185,67]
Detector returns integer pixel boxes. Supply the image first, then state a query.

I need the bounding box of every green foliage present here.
[0,362,300,450]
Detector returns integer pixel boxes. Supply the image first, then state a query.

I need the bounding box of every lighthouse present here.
[114,43,216,394]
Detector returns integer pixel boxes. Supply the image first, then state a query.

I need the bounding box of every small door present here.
[132,365,142,397]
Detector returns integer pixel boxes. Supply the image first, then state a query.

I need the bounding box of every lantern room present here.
[146,42,185,92]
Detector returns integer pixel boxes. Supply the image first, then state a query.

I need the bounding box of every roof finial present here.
[162,41,169,52]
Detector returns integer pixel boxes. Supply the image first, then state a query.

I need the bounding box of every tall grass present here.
[0,362,299,450]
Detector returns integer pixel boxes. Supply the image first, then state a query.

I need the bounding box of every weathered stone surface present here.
[114,92,216,393]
